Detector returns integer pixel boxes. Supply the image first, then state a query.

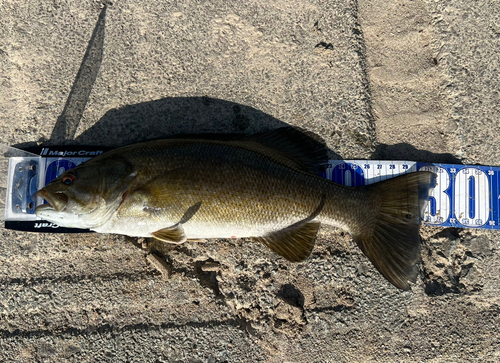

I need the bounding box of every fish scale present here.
[107,145,326,237]
[35,129,435,290]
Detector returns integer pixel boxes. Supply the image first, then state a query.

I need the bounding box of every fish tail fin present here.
[351,171,436,290]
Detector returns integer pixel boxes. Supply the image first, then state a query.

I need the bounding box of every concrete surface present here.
[0,0,499,362]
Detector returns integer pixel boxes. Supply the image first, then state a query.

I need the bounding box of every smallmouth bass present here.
[35,128,435,290]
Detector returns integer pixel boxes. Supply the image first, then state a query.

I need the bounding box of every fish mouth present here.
[35,190,68,212]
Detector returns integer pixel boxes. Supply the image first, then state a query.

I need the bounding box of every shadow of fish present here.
[36,128,435,290]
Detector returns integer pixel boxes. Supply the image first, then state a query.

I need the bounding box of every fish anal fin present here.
[352,171,436,290]
[253,221,320,262]
[152,224,187,245]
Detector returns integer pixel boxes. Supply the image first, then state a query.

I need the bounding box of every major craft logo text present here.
[34,222,59,228]
[40,149,103,157]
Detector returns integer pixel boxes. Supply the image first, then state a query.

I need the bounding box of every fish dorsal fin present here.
[152,224,187,245]
[253,221,321,262]
[244,127,328,174]
[123,127,328,174]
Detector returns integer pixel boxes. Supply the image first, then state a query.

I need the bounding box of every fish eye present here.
[62,174,76,185]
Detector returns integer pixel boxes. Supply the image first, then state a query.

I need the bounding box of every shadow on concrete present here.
[49,5,107,144]
[76,96,292,146]
[13,4,462,169]
[372,143,462,164]
[9,4,338,162]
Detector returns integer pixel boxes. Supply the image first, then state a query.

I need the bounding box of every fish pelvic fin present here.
[351,171,436,291]
[152,224,188,245]
[253,220,321,262]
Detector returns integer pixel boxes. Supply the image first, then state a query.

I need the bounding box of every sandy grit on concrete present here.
[0,0,499,362]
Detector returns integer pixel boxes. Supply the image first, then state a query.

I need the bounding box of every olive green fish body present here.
[94,139,360,238]
[36,129,436,290]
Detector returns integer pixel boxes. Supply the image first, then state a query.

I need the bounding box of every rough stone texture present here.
[359,0,455,162]
[427,1,500,166]
[1,0,500,362]
[0,0,375,157]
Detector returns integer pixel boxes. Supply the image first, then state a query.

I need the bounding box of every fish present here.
[35,128,436,290]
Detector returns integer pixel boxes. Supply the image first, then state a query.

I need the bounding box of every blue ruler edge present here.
[5,149,500,232]
[320,160,500,230]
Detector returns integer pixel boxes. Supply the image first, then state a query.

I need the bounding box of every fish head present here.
[35,156,137,228]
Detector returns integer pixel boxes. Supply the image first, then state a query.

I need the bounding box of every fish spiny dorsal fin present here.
[253,221,321,262]
[244,127,329,174]
[163,127,328,174]
[351,172,436,290]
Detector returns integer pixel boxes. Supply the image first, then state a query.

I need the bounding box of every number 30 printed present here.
[420,166,490,227]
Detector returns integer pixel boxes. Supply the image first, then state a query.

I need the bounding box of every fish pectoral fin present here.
[253,221,320,262]
[152,224,187,245]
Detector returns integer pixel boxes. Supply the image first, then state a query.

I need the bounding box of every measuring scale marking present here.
[322,161,500,230]
[5,154,500,231]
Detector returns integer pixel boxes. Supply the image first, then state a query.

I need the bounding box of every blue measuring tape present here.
[4,151,500,232]
[321,160,499,230]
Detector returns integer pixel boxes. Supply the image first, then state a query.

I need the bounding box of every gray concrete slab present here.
[0,0,499,362]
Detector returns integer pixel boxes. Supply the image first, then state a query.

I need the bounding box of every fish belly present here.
[93,214,289,239]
